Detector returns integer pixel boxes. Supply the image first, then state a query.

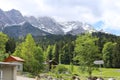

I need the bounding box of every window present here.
[17,65,20,70]
[0,70,3,80]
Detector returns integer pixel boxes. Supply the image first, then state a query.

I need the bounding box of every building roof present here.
[4,55,24,62]
[49,60,58,65]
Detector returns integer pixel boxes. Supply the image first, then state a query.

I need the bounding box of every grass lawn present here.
[62,64,120,80]
[40,64,120,80]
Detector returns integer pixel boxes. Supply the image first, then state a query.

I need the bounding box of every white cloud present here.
[100,0,120,31]
[0,0,16,10]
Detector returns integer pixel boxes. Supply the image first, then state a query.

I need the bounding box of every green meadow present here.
[49,64,120,80]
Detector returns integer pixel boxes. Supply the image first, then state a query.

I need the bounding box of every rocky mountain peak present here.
[5,9,25,24]
[0,8,96,37]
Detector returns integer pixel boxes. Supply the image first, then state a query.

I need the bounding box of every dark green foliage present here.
[92,32,119,53]
[34,34,76,50]
[5,38,16,54]
[102,41,120,68]
[93,32,120,68]
[45,45,53,61]
[111,43,120,68]
[61,42,75,64]
[42,34,76,64]
[102,42,116,67]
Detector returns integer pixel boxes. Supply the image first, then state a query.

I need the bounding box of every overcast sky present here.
[0,0,120,35]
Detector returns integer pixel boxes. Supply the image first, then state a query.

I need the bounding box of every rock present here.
[108,78,115,80]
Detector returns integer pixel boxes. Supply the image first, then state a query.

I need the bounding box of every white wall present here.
[0,65,17,80]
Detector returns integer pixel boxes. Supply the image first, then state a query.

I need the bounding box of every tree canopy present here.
[74,34,99,76]
[14,34,44,74]
[0,32,8,61]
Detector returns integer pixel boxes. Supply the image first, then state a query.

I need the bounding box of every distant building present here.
[0,62,19,80]
[4,55,24,71]
[48,60,58,70]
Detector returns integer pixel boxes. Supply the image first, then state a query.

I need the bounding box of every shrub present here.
[53,65,69,74]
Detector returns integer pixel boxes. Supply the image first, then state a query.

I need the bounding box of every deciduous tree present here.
[74,34,99,77]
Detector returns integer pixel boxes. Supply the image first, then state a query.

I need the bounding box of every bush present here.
[53,65,69,74]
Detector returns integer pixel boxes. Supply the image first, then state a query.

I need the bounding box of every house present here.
[48,60,58,70]
[0,62,19,80]
[4,55,24,71]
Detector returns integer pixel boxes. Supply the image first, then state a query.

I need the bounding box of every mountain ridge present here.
[0,9,96,37]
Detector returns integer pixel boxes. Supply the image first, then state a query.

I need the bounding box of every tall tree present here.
[61,42,75,64]
[14,34,44,74]
[74,34,99,77]
[0,32,8,61]
[52,43,59,63]
[112,42,120,68]
[5,38,16,54]
[102,42,117,68]
[44,45,53,61]
[34,46,44,72]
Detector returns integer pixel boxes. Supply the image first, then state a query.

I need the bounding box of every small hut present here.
[4,55,24,71]
[0,62,19,80]
[46,60,58,70]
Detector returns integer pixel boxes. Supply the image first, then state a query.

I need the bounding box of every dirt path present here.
[17,76,35,80]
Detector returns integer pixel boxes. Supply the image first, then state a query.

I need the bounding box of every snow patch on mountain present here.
[59,21,96,34]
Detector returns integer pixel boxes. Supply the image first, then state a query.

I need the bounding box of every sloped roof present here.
[4,55,24,62]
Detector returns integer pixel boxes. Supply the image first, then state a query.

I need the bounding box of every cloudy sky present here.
[0,0,120,35]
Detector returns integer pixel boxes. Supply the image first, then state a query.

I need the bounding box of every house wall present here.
[0,65,17,80]
[10,62,23,71]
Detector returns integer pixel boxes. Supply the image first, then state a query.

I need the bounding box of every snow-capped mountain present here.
[25,16,96,35]
[0,9,96,37]
[60,21,85,35]
[0,9,25,31]
[60,21,96,35]
[25,16,64,34]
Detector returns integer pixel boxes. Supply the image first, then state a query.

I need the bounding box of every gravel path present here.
[17,76,35,80]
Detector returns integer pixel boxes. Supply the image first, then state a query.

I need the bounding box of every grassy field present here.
[60,64,120,80]
[39,64,120,80]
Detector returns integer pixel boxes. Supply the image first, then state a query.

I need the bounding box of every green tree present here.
[0,32,8,61]
[34,46,44,71]
[61,41,75,64]
[44,45,53,61]
[5,38,16,54]
[52,43,59,63]
[102,42,117,68]
[112,42,120,68]
[74,34,99,77]
[14,34,44,74]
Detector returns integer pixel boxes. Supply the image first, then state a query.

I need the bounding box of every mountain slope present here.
[0,9,25,31]
[25,16,64,34]
[3,22,50,38]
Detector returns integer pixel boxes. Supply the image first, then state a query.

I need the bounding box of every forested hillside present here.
[1,32,120,75]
